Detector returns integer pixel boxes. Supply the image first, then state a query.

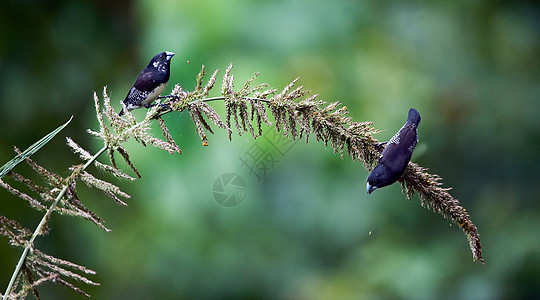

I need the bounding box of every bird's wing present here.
[380,123,417,173]
[133,68,159,91]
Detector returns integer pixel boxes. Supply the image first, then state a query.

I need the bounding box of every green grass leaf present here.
[0,116,73,178]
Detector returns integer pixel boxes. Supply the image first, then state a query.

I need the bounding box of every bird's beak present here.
[165,51,175,60]
[366,182,377,194]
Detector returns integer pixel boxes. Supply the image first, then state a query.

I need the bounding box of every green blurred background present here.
[1,0,539,299]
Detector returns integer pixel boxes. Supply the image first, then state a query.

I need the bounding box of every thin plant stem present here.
[197,96,271,103]
[153,97,271,119]
[2,146,108,300]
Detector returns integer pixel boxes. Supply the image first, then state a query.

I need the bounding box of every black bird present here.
[367,108,421,194]
[119,51,175,116]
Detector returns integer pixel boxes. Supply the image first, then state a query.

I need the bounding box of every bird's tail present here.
[407,108,421,126]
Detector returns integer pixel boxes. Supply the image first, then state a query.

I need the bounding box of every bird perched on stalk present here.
[119,51,175,116]
[367,108,421,194]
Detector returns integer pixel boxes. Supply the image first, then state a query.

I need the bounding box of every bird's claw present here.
[157,103,172,111]
[373,142,387,151]
[157,95,180,100]
[144,102,171,109]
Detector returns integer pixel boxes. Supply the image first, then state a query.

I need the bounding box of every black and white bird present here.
[119,51,175,116]
[367,108,421,194]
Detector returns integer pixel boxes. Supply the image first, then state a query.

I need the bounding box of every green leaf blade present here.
[0,116,73,178]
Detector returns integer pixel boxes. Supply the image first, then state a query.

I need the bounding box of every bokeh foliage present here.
[1,0,539,299]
